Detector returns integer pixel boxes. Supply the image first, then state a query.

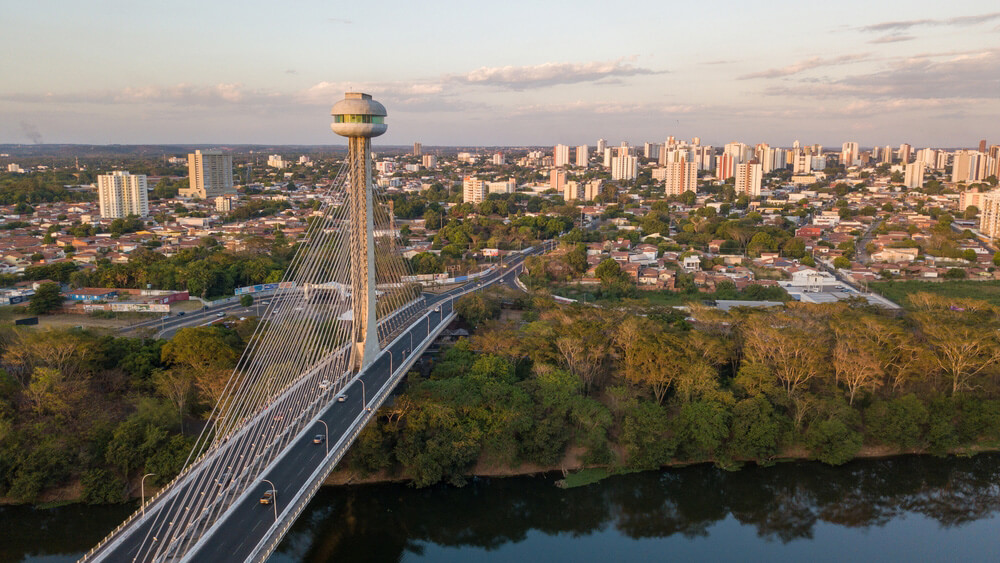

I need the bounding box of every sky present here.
[1,0,998,148]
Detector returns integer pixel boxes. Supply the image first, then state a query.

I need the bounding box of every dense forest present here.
[343,288,1000,487]
[0,324,251,503]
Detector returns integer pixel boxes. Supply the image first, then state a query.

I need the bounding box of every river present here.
[5,455,1000,562]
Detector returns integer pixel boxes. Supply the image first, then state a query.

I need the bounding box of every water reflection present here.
[272,455,1000,562]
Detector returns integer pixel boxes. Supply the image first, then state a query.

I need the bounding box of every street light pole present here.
[317,420,329,455]
[389,349,393,374]
[141,473,157,516]
[261,479,277,522]
[360,379,371,412]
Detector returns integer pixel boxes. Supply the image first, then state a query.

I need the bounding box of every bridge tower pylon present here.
[331,92,387,372]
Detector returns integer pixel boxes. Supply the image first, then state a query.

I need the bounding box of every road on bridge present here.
[87,244,549,563]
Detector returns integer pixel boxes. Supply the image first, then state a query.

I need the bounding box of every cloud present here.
[760,49,1000,113]
[868,34,915,44]
[509,100,696,117]
[738,54,869,80]
[448,58,662,90]
[859,11,1000,32]
[0,83,285,108]
[328,17,352,24]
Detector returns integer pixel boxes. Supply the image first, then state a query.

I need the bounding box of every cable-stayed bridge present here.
[80,93,549,562]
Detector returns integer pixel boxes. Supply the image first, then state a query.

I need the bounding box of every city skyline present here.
[2,0,998,147]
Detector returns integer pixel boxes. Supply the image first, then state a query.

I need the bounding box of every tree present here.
[27,282,63,315]
[728,397,785,461]
[806,419,862,465]
[454,293,499,327]
[161,327,239,406]
[964,205,979,219]
[239,294,254,307]
[154,369,194,431]
[594,258,623,285]
[915,313,1000,395]
[833,256,851,269]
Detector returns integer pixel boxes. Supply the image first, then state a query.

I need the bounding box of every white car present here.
[318,379,331,390]
[337,394,347,403]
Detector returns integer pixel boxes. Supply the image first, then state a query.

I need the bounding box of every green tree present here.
[727,397,785,462]
[27,282,63,315]
[806,419,862,465]
[675,399,730,460]
[239,294,254,307]
[832,256,851,269]
[865,395,928,450]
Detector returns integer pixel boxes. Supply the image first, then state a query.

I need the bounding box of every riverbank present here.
[322,443,999,488]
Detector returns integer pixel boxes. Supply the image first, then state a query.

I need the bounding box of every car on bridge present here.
[318,379,331,390]
[313,434,324,444]
[337,394,347,403]
[216,472,232,487]
[259,490,275,505]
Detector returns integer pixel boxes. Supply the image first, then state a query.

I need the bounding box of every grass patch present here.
[870,280,1000,310]
[557,468,610,488]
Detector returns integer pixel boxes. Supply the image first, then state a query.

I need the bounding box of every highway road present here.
[87,243,549,562]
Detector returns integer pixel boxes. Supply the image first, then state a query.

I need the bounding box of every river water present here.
[5,455,1000,562]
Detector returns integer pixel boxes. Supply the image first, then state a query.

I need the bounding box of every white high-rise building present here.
[596,139,607,154]
[97,171,149,218]
[840,142,859,167]
[184,150,234,199]
[554,144,571,167]
[663,161,697,196]
[575,145,589,167]
[735,161,763,197]
[603,147,613,168]
[267,154,287,168]
[422,155,438,168]
[487,178,516,194]
[904,162,925,189]
[724,142,751,164]
[881,145,893,164]
[611,153,638,181]
[980,190,1000,239]
[462,176,486,203]
[492,152,505,166]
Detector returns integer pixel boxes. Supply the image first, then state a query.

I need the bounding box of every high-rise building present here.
[716,153,736,181]
[603,147,613,168]
[550,169,567,193]
[596,139,607,154]
[611,153,637,181]
[413,142,422,156]
[980,190,1000,239]
[644,142,662,160]
[952,150,984,183]
[881,145,893,164]
[840,142,859,167]
[584,179,604,201]
[462,176,485,203]
[663,160,697,196]
[564,181,582,202]
[97,171,149,218]
[554,144,571,167]
[724,142,751,163]
[979,140,988,153]
[422,155,438,168]
[487,178,516,194]
[184,150,234,199]
[575,145,589,167]
[735,161,763,197]
[904,162,924,189]
[898,143,912,164]
[492,152,505,166]
[267,154,287,169]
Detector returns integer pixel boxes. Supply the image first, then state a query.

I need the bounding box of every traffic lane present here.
[190,309,440,562]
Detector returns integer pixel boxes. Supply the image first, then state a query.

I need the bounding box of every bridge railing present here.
[247,308,457,563]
